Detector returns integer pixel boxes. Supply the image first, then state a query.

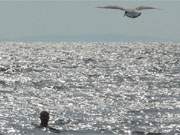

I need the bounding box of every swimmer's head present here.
[40,111,49,127]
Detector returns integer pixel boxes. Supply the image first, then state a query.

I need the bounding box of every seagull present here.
[97,5,159,18]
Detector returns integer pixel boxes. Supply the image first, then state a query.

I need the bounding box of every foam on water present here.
[0,42,180,135]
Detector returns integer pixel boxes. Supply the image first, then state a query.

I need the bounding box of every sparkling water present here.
[0,42,180,135]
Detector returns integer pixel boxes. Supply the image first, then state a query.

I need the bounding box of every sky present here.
[0,0,179,42]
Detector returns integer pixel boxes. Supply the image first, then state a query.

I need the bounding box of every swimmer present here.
[39,111,49,127]
[33,111,61,133]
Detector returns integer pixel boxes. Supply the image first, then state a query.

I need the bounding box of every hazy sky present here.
[0,1,179,42]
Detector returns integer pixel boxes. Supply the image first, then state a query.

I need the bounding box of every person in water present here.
[34,111,61,133]
[39,111,49,127]
[38,111,163,135]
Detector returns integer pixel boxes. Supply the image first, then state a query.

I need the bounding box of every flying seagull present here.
[97,5,159,18]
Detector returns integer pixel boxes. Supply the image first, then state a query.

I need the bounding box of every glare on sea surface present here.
[0,42,180,134]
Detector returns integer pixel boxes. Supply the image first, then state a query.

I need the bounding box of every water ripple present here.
[0,42,180,134]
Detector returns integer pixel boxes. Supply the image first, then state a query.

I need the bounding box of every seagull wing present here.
[97,6,126,11]
[135,6,158,10]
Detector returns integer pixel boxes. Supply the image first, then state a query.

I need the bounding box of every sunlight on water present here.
[0,42,180,135]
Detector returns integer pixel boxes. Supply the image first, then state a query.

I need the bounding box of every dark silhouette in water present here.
[33,111,61,133]
[39,111,49,127]
[37,111,164,135]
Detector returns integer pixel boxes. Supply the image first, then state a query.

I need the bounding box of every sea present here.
[0,41,180,135]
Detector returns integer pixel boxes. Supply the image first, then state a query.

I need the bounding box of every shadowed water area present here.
[0,42,180,135]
